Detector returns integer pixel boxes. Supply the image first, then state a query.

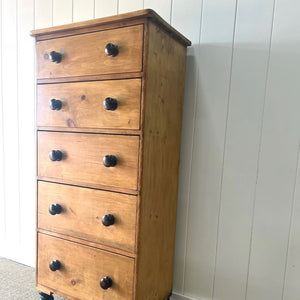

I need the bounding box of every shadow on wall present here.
[172,41,292,299]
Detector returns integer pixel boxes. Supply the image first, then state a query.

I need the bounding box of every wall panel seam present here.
[33,0,36,29]
[181,0,204,293]
[244,1,276,298]
[281,142,300,300]
[211,0,239,297]
[16,0,22,244]
[169,0,173,24]
[93,0,95,19]
[0,0,6,239]
[72,0,74,22]
[51,0,53,26]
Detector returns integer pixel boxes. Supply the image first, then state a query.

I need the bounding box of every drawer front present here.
[37,25,143,79]
[37,79,141,130]
[38,181,137,252]
[38,132,139,190]
[37,233,134,300]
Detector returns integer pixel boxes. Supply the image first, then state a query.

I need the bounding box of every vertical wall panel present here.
[143,0,172,23]
[246,0,300,299]
[171,0,202,294]
[73,0,94,22]
[1,1,300,299]
[184,0,237,298]
[118,0,143,14]
[17,0,35,267]
[283,146,300,300]
[1,0,20,260]
[35,0,52,29]
[213,1,274,299]
[95,0,118,18]
[53,0,72,26]
[171,0,202,43]
[0,0,5,242]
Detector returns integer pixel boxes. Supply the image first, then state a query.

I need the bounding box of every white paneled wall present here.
[1,1,300,299]
[0,0,35,266]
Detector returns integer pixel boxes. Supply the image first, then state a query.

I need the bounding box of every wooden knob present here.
[49,150,63,161]
[102,214,115,227]
[103,155,117,167]
[100,276,112,289]
[49,260,61,272]
[49,204,62,215]
[49,51,62,63]
[49,99,62,111]
[105,43,119,57]
[103,97,118,111]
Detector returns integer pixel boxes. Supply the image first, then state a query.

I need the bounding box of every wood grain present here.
[35,19,147,42]
[38,132,140,190]
[37,228,137,258]
[34,10,190,300]
[36,177,139,196]
[31,9,191,47]
[36,25,143,79]
[38,181,137,253]
[37,72,143,84]
[135,21,187,300]
[37,127,141,135]
[36,283,78,300]
[37,79,142,130]
[37,233,135,300]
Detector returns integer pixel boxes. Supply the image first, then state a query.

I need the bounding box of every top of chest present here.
[31,9,191,81]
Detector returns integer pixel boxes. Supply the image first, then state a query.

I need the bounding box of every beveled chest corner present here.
[32,9,191,300]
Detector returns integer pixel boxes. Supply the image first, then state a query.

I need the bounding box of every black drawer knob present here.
[49,99,62,111]
[49,150,63,161]
[103,97,118,111]
[49,51,62,63]
[49,260,61,272]
[105,43,119,57]
[49,204,62,215]
[102,214,115,227]
[100,276,112,289]
[103,155,117,167]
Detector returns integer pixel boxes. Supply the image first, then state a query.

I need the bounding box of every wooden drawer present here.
[37,79,141,130]
[38,181,137,253]
[37,25,143,79]
[37,233,134,300]
[38,132,139,190]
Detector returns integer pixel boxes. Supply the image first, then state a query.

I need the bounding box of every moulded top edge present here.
[30,9,191,47]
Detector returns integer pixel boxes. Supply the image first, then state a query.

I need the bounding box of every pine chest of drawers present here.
[31,9,191,300]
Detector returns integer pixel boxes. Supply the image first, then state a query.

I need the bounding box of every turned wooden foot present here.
[38,291,54,300]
